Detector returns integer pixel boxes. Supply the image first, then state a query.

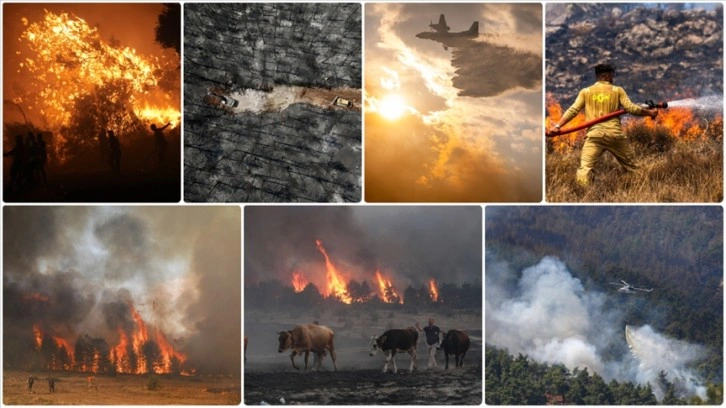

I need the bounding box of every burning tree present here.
[13,9,180,164]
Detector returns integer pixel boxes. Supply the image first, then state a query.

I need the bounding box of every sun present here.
[378,93,407,121]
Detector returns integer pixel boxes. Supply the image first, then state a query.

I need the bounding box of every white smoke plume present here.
[626,325,707,400]
[486,255,707,399]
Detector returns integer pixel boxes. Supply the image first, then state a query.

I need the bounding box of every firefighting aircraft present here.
[429,14,450,33]
[610,280,653,294]
[416,17,479,50]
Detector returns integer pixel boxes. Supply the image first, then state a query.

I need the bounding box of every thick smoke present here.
[3,206,240,374]
[626,325,707,400]
[244,206,482,289]
[451,38,541,97]
[486,255,707,399]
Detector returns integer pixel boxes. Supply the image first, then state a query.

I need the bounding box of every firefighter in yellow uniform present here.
[548,63,658,186]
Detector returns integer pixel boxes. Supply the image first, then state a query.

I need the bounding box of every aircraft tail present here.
[468,22,479,35]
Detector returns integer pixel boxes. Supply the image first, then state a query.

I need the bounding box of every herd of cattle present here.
[245,323,471,373]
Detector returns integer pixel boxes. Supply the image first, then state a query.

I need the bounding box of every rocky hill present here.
[546,4,722,104]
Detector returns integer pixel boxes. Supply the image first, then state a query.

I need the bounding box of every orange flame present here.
[627,107,719,142]
[547,94,719,152]
[291,271,309,293]
[32,325,43,350]
[375,270,402,304]
[17,10,180,161]
[546,93,588,153]
[429,279,440,303]
[315,240,352,304]
[31,302,187,375]
[25,293,50,303]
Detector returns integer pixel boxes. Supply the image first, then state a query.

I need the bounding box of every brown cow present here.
[244,336,248,362]
[278,324,337,371]
[438,329,470,369]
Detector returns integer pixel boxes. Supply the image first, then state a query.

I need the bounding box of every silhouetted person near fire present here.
[35,133,47,184]
[27,374,34,392]
[25,133,39,186]
[108,130,121,174]
[48,377,56,393]
[4,134,27,192]
[98,129,109,167]
[150,122,171,168]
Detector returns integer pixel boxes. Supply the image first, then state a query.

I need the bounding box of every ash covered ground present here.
[184,3,361,202]
[244,309,482,405]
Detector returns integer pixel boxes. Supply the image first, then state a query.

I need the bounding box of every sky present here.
[3,206,241,373]
[365,3,543,202]
[244,206,482,290]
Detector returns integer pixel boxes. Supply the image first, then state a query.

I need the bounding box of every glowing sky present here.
[365,3,543,202]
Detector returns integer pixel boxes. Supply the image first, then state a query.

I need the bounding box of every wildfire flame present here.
[291,271,309,293]
[110,304,187,374]
[375,269,402,304]
[16,10,180,159]
[315,240,353,304]
[429,279,440,303]
[546,94,722,153]
[25,293,50,303]
[31,303,187,375]
[33,325,43,350]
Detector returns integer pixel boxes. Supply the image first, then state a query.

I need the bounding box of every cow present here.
[369,327,418,373]
[244,336,248,362]
[438,329,470,369]
[277,324,337,371]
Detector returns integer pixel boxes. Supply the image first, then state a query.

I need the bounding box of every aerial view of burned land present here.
[184,4,362,202]
[244,206,482,405]
[3,207,241,405]
[3,4,181,202]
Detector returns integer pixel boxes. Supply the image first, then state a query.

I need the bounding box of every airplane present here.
[429,14,450,33]
[416,20,479,50]
[610,280,653,294]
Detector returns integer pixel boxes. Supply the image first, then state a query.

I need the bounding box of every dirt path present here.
[244,366,482,405]
[227,86,361,114]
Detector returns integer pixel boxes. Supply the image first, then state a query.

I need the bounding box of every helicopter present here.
[610,280,653,294]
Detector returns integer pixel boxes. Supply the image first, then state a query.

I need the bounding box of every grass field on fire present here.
[3,371,240,405]
[244,309,482,405]
[546,99,723,202]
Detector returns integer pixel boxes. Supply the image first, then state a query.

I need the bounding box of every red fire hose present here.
[546,101,668,138]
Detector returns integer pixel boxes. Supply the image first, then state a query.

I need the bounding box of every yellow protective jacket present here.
[561,81,645,137]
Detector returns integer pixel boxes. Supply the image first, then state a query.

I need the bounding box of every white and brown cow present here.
[369,327,418,373]
[438,329,470,369]
[277,323,337,371]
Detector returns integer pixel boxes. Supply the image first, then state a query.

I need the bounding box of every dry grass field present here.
[546,122,723,202]
[3,371,240,405]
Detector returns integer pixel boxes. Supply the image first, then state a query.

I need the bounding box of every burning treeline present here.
[545,94,723,154]
[6,7,180,164]
[17,297,191,376]
[249,240,478,309]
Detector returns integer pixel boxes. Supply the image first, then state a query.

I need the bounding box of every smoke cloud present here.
[486,255,707,399]
[3,206,241,374]
[244,206,482,289]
